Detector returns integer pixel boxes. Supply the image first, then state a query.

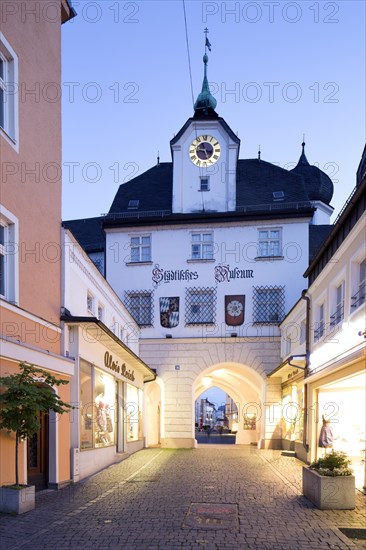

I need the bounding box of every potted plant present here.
[302,450,355,510]
[0,362,73,514]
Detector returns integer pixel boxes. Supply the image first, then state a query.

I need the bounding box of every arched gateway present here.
[142,338,282,449]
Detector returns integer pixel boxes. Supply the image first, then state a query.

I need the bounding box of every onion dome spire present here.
[297,139,310,167]
[194,29,218,118]
[290,139,334,204]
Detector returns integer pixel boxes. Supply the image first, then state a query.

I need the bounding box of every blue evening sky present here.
[61,1,365,222]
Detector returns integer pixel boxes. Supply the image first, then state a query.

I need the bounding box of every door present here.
[27,412,49,491]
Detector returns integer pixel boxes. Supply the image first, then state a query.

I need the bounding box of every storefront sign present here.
[215,264,254,283]
[152,264,198,287]
[104,352,135,381]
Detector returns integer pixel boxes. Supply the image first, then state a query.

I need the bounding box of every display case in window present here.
[94,368,115,448]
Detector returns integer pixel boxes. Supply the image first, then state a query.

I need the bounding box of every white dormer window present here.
[200,177,210,191]
[128,200,139,210]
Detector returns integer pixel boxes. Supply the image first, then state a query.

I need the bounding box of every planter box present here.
[0,485,35,514]
[302,467,355,510]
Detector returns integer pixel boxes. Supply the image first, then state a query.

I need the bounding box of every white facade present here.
[61,229,156,480]
[105,219,310,340]
[171,120,239,213]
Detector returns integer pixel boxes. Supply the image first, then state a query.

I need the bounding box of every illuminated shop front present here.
[64,320,156,482]
[307,362,366,490]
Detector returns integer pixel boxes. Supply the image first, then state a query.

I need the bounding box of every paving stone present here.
[0,447,364,549]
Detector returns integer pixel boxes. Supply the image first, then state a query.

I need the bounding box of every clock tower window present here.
[200,177,210,192]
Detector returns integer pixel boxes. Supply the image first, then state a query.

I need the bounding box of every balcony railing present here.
[330,304,344,328]
[351,285,366,310]
[314,322,325,342]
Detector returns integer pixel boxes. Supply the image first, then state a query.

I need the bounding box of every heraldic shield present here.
[160,297,179,328]
[225,295,245,326]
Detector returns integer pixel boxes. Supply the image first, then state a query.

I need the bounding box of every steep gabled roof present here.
[109,163,173,214]
[62,216,105,253]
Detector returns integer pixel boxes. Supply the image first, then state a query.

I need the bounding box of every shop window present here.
[330,281,344,328]
[314,303,325,342]
[0,35,18,145]
[124,290,153,326]
[191,232,213,260]
[351,258,366,310]
[94,369,115,448]
[126,384,143,441]
[253,286,285,324]
[257,228,282,258]
[0,206,18,303]
[80,362,93,450]
[129,234,151,263]
[185,287,217,325]
[79,362,116,450]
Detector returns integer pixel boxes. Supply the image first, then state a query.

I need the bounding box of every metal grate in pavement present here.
[182,502,239,531]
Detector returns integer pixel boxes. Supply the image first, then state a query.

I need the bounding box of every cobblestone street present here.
[0,446,365,550]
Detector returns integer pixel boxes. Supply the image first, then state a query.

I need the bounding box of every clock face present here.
[189,135,221,167]
[226,300,243,317]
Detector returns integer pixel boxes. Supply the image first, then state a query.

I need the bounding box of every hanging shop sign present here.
[215,264,254,283]
[104,352,135,381]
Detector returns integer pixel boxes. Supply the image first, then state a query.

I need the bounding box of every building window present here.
[330,281,344,327]
[130,235,151,263]
[257,229,282,257]
[185,287,217,325]
[97,304,104,321]
[300,321,306,345]
[191,232,213,260]
[351,258,366,310]
[124,291,153,326]
[200,177,210,191]
[314,303,325,342]
[0,206,18,303]
[87,292,95,314]
[253,286,285,324]
[0,35,18,144]
[89,252,104,275]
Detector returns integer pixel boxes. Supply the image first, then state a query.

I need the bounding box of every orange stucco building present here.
[0,0,75,489]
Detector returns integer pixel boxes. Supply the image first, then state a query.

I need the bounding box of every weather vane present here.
[204,27,211,52]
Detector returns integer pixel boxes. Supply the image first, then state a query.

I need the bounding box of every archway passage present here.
[195,386,237,445]
[194,363,264,446]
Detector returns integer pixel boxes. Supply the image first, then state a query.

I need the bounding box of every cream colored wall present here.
[140,337,281,448]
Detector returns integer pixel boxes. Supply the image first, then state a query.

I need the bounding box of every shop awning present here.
[267,355,307,383]
[60,313,156,382]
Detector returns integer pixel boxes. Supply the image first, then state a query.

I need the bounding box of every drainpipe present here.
[301,289,310,452]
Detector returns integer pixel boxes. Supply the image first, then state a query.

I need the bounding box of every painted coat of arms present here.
[159,297,179,328]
